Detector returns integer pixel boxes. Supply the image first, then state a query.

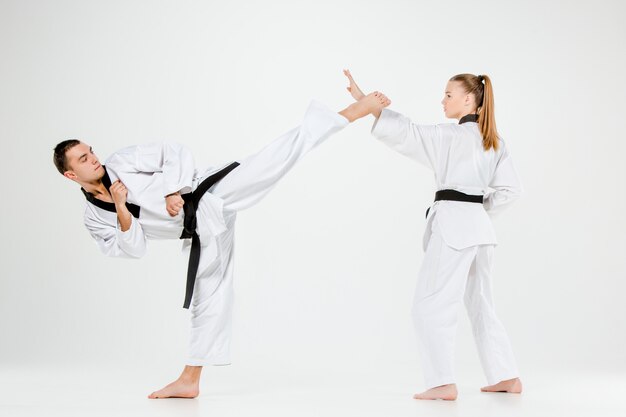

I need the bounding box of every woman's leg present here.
[411,218,477,400]
[464,244,521,392]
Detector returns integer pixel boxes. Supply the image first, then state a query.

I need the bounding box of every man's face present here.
[63,142,105,183]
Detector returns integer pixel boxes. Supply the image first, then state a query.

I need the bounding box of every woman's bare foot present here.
[481,377,522,394]
[148,365,202,399]
[344,69,365,101]
[413,384,458,401]
[339,91,391,122]
[148,378,199,399]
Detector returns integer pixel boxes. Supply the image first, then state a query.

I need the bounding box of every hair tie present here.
[478,74,484,83]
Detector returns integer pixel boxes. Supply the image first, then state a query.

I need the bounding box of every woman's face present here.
[441,81,476,119]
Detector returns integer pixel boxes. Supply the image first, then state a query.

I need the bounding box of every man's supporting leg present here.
[149,214,237,399]
[187,227,236,366]
[148,366,202,399]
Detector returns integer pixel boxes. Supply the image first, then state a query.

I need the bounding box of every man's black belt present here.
[425,189,484,219]
[179,162,240,309]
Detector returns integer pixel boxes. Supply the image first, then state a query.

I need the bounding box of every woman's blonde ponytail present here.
[450,73,499,151]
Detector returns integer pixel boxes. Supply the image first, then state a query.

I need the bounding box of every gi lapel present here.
[80,166,141,218]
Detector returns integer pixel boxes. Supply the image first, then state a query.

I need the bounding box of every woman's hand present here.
[165,192,185,217]
[344,69,366,101]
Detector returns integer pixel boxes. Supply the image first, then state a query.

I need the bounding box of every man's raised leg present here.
[210,94,389,212]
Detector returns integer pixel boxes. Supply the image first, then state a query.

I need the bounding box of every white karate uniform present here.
[83,100,349,365]
[371,108,522,389]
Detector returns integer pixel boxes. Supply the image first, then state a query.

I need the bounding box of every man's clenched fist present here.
[166,192,185,217]
[110,180,128,206]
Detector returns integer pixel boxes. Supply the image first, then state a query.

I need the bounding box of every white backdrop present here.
[1,0,625,386]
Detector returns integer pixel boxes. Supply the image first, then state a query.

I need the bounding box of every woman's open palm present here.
[343,69,366,101]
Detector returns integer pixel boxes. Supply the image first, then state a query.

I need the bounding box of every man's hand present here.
[166,192,185,217]
[344,69,366,101]
[110,180,128,206]
[110,180,132,232]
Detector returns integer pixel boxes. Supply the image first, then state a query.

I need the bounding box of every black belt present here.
[425,189,484,219]
[179,162,240,309]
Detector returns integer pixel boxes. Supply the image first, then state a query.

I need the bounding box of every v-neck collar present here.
[81,165,141,218]
[459,114,479,124]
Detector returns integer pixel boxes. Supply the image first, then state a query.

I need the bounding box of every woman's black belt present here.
[179,162,240,309]
[425,189,484,219]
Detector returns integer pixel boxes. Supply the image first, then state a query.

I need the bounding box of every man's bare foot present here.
[413,384,458,401]
[148,365,202,399]
[339,91,391,122]
[344,69,365,101]
[481,377,522,393]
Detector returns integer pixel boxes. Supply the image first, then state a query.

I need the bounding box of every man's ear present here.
[64,171,77,181]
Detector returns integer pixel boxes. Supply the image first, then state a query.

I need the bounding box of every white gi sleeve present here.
[371,108,441,170]
[483,143,523,216]
[106,142,196,197]
[84,213,147,259]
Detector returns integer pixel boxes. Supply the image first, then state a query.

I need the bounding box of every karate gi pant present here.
[186,101,349,366]
[412,216,519,389]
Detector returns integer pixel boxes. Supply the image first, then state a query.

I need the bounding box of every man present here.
[53,93,390,399]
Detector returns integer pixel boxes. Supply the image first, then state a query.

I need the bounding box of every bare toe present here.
[481,378,522,394]
[147,379,199,399]
[413,384,458,401]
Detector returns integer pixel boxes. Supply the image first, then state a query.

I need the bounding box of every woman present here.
[344,70,523,400]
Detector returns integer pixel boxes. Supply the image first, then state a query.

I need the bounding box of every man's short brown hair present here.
[53,139,81,175]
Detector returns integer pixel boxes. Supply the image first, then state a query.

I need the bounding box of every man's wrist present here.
[115,202,130,212]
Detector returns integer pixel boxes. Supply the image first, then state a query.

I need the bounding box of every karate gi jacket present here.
[82,142,228,259]
[371,109,522,250]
